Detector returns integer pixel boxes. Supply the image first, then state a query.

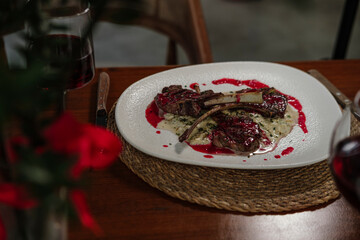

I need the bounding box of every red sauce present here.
[281,147,294,156]
[190,143,235,155]
[163,145,168,148]
[145,101,164,128]
[204,155,214,158]
[212,78,269,89]
[287,96,308,134]
[156,130,161,134]
[274,155,281,159]
[260,132,272,146]
[190,83,199,90]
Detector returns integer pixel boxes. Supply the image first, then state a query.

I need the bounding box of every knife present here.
[96,72,110,127]
[308,69,360,120]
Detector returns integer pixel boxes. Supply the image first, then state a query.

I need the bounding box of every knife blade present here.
[308,69,360,120]
[96,72,110,127]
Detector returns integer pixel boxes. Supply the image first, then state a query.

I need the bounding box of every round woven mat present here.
[109,102,360,213]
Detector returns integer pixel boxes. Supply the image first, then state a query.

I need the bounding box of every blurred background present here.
[4,0,360,67]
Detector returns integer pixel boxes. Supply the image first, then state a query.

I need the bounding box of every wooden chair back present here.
[1,0,213,66]
[95,0,213,64]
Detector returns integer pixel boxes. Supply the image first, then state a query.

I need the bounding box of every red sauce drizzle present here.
[156,131,161,134]
[260,132,272,146]
[204,155,213,158]
[287,96,308,134]
[145,101,164,128]
[213,78,269,89]
[274,155,281,159]
[190,83,199,90]
[281,147,294,156]
[163,145,168,148]
[190,143,234,155]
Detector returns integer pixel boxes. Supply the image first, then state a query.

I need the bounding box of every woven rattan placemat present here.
[108,102,360,213]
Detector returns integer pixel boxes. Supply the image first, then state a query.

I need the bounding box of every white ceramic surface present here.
[115,62,346,169]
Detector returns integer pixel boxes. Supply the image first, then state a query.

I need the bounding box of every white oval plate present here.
[115,62,344,169]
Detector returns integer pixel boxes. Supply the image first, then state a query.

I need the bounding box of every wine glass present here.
[329,90,360,210]
[27,1,95,111]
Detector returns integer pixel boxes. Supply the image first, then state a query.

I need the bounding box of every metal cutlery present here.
[95,72,110,127]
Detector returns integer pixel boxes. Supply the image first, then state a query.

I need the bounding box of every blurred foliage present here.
[0,0,140,238]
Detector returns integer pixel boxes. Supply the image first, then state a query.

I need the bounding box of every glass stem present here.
[57,90,68,115]
[62,90,67,111]
[56,90,67,115]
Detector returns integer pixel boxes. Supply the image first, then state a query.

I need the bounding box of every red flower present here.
[70,189,103,236]
[0,112,121,237]
[44,112,122,178]
[0,183,37,209]
[43,112,122,234]
[0,183,37,240]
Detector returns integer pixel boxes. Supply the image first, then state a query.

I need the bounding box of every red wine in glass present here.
[330,135,360,211]
[29,34,95,90]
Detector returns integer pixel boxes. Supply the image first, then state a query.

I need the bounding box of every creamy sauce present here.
[157,106,298,153]
[157,113,216,145]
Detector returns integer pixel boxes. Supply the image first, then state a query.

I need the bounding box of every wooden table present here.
[67,60,360,240]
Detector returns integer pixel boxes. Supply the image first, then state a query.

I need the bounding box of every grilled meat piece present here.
[178,106,261,153]
[203,90,263,107]
[178,102,251,142]
[157,85,288,154]
[234,88,288,118]
[154,85,287,118]
[177,88,287,143]
[154,85,220,117]
[211,113,261,153]
[203,87,287,118]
